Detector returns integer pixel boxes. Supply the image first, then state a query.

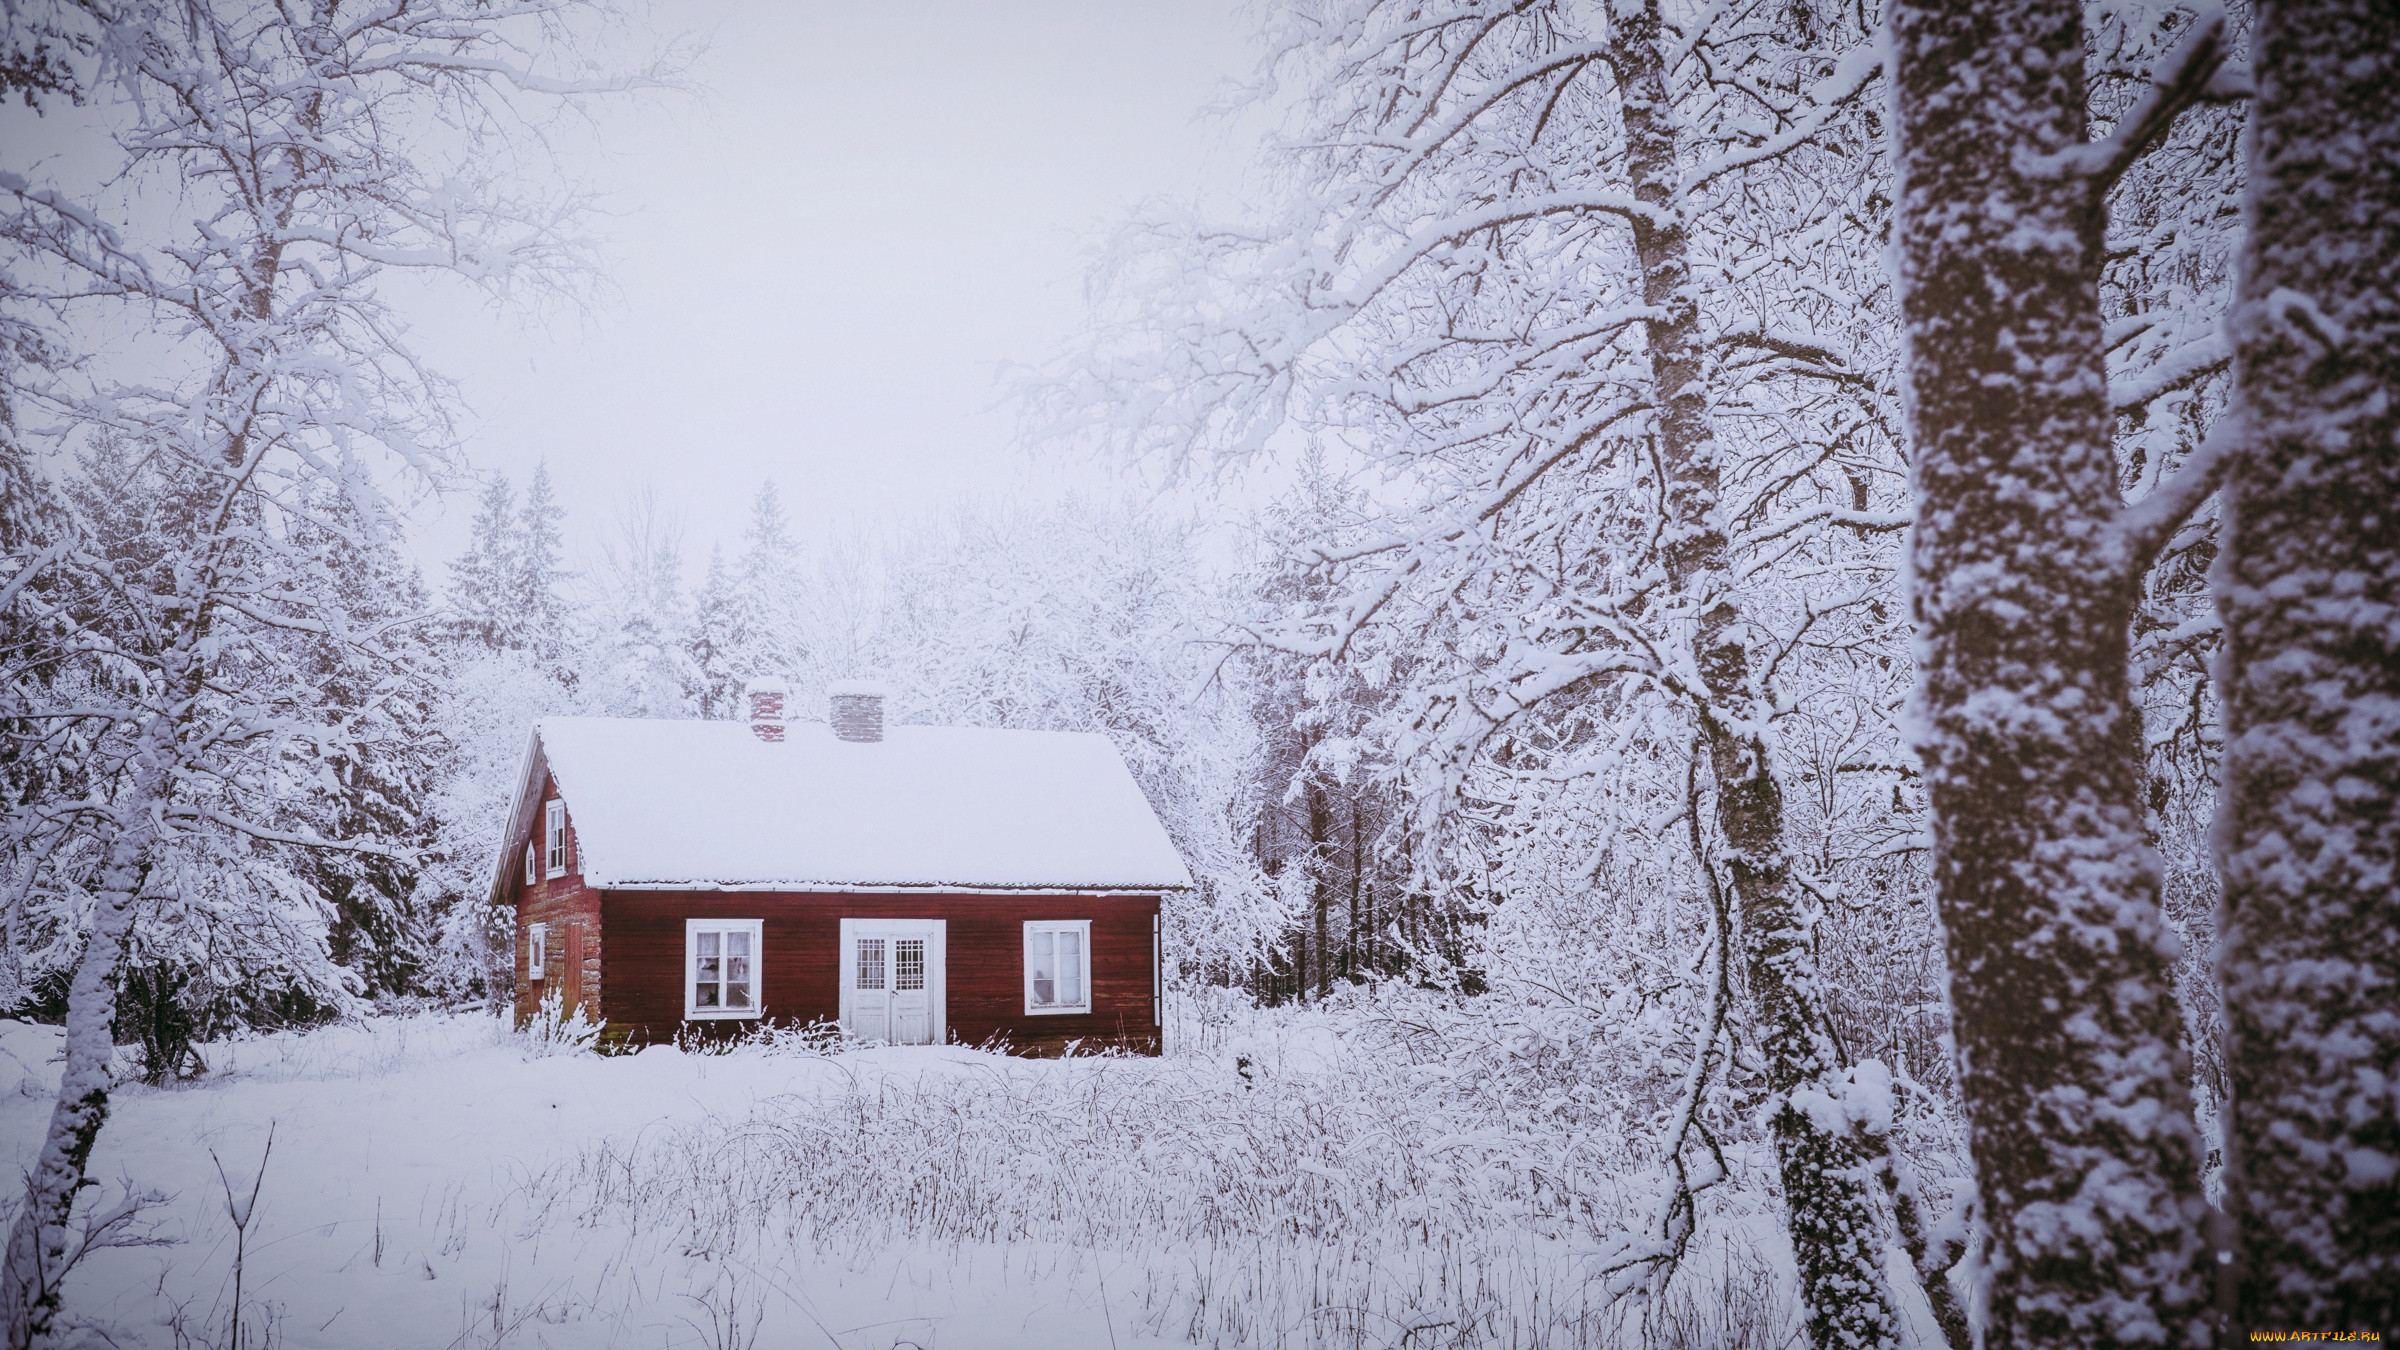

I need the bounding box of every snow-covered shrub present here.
[517,990,602,1058]
[669,1017,859,1058]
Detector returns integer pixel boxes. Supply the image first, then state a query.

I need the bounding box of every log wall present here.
[511,771,600,1024]
[598,890,1162,1054]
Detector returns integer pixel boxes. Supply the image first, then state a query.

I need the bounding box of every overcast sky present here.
[404,0,1261,574]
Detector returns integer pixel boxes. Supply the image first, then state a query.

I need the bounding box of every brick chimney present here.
[827,680,888,743]
[744,677,789,743]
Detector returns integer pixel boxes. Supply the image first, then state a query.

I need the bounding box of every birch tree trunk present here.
[0,711,176,1346]
[0,5,646,1342]
[1886,0,2213,1342]
[2214,0,2400,1329]
[1613,5,1902,1345]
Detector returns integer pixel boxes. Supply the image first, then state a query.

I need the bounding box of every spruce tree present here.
[688,545,741,718]
[447,475,517,653]
[515,462,572,664]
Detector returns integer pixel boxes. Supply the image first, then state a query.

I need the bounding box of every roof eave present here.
[485,728,551,906]
[591,879,1194,896]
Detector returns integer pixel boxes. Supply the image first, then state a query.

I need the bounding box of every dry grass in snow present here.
[0,1008,1807,1350]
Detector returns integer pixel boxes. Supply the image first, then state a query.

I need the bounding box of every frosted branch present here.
[2107,411,2243,580]
[192,808,405,860]
[2062,8,2229,198]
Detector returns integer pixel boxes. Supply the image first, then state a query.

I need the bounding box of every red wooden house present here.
[491,681,1190,1053]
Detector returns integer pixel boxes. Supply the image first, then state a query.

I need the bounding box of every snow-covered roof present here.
[499,716,1192,895]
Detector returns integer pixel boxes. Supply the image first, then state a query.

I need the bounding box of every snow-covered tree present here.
[686,544,741,718]
[733,481,804,673]
[1884,0,2242,1340]
[683,480,808,719]
[419,462,586,1002]
[0,2,644,1338]
[448,462,573,665]
[868,498,1279,972]
[1047,0,1928,1339]
[448,475,521,652]
[2211,0,2399,1326]
[582,489,694,718]
[513,462,574,665]
[1238,462,1427,1003]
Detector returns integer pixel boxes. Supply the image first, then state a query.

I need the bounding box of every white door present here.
[839,919,945,1045]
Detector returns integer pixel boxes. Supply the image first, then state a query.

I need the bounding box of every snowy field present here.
[5,1010,1806,1350]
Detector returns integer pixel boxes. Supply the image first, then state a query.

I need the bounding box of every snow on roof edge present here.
[596,880,1190,894]
[484,730,547,905]
[511,715,1195,896]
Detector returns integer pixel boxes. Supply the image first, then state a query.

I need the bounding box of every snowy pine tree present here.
[687,544,742,718]
[515,462,574,665]
[449,475,521,653]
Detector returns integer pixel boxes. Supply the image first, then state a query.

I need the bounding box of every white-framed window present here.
[1023,919,1091,1015]
[686,918,764,1020]
[544,800,568,878]
[526,922,548,981]
[524,843,538,888]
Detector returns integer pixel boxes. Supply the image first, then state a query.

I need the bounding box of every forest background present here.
[1,0,2391,1346]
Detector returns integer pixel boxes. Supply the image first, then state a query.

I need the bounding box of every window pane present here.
[1028,929,1054,1005]
[727,955,749,985]
[895,939,925,991]
[694,977,719,1008]
[1062,934,1083,1006]
[857,938,885,990]
[727,931,749,958]
[697,932,719,958]
[725,975,750,1009]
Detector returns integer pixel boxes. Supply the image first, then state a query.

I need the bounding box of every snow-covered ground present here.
[5,1012,1801,1350]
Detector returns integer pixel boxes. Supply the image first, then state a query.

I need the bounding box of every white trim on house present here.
[1023,919,1092,1015]
[524,844,538,888]
[838,918,946,1045]
[526,922,547,981]
[684,918,764,1021]
[544,800,568,878]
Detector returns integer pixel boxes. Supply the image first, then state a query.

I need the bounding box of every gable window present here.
[686,918,764,1020]
[526,922,548,981]
[1024,919,1091,1015]
[544,800,568,878]
[524,843,538,888]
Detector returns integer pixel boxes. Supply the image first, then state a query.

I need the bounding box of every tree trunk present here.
[1308,775,1332,1002]
[1347,802,1363,983]
[1610,3,1903,1344]
[0,725,170,1348]
[1885,0,2213,1342]
[2214,0,2400,1329]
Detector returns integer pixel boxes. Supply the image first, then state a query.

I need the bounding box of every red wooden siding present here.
[510,771,600,1024]
[598,890,1162,1054]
